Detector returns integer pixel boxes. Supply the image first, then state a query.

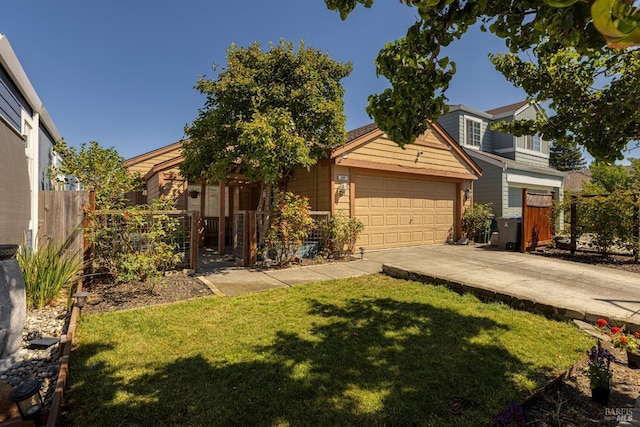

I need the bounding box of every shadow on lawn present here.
[66,298,553,426]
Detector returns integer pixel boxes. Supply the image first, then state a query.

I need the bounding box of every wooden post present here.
[199,181,206,247]
[83,191,95,286]
[520,188,527,253]
[190,211,200,272]
[570,195,577,255]
[634,194,639,263]
[218,181,226,255]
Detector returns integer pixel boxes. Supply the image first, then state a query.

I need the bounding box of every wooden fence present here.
[38,191,89,259]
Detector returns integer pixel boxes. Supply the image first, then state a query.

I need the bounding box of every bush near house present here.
[265,191,315,265]
[462,203,494,242]
[318,212,364,259]
[88,199,184,283]
[555,192,638,256]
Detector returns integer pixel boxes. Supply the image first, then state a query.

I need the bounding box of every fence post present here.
[634,194,639,263]
[190,211,200,272]
[83,191,95,286]
[570,195,577,255]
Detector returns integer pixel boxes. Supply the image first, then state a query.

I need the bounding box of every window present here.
[465,118,481,147]
[525,133,542,151]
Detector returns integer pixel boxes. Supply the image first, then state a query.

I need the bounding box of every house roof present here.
[143,155,184,180]
[463,147,566,178]
[485,101,529,116]
[346,123,379,142]
[124,140,184,167]
[564,169,592,192]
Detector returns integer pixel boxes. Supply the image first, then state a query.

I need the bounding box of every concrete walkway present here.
[198,244,640,326]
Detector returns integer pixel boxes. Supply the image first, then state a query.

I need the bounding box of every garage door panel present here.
[355,175,455,250]
[370,215,385,226]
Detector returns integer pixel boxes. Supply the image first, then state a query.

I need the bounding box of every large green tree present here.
[491,44,639,163]
[49,140,141,209]
[549,140,587,171]
[323,0,640,158]
[181,40,352,234]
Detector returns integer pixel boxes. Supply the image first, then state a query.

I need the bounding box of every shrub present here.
[265,191,315,265]
[90,199,184,283]
[17,238,83,309]
[318,212,365,259]
[461,203,494,241]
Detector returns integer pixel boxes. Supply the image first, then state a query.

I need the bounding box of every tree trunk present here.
[256,182,272,248]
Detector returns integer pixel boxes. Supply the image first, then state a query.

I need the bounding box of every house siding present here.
[38,125,56,190]
[343,131,476,176]
[513,150,550,167]
[437,111,460,142]
[0,63,27,131]
[469,158,506,218]
[0,120,30,244]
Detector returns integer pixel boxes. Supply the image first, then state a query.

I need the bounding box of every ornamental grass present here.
[67,274,592,426]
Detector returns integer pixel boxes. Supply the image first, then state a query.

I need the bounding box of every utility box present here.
[497,217,522,250]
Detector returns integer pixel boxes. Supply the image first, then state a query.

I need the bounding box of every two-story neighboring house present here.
[438,101,565,219]
[0,34,63,246]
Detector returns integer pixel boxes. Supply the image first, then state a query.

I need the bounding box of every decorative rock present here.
[0,301,68,413]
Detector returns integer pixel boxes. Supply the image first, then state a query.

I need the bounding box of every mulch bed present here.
[81,273,212,316]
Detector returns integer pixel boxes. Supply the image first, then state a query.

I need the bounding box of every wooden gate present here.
[521,190,555,252]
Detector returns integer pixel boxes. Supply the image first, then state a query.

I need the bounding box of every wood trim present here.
[124,141,184,167]
[144,155,185,181]
[330,164,336,216]
[331,129,385,158]
[335,157,478,181]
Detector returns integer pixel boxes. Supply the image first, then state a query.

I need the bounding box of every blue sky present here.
[2,0,624,163]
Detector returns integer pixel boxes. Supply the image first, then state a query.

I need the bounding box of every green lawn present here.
[67,274,593,426]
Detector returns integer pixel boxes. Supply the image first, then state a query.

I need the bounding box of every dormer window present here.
[464,118,481,148]
[525,133,542,152]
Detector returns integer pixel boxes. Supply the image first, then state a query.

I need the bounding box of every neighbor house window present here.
[525,133,542,151]
[465,118,481,147]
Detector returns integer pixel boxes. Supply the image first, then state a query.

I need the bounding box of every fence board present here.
[38,191,89,258]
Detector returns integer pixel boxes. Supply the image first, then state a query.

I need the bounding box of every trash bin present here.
[497,217,522,250]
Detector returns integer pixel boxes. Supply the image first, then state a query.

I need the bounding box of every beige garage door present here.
[355,175,456,250]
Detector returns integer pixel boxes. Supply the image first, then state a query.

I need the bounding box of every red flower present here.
[634,332,640,338]
[611,327,623,334]
[596,319,608,327]
[621,336,629,343]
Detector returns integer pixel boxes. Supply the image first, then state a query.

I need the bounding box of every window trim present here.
[463,116,482,149]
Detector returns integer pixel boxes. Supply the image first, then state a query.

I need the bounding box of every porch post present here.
[199,181,206,247]
[218,181,226,255]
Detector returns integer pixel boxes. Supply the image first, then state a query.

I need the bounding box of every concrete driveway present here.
[199,244,640,325]
[365,245,640,325]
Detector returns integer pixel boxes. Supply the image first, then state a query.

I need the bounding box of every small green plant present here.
[586,342,613,390]
[265,191,315,265]
[318,212,364,259]
[17,238,83,309]
[461,203,494,241]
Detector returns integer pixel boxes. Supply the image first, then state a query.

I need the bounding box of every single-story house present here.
[125,120,481,252]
